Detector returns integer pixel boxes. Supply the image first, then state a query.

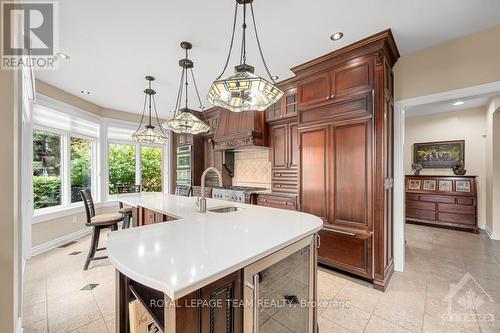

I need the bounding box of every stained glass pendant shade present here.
[132,76,168,144]
[207,0,283,112]
[162,42,209,134]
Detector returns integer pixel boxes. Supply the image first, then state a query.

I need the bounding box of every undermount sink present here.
[208,206,243,213]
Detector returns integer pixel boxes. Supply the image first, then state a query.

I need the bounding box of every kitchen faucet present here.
[198,167,223,213]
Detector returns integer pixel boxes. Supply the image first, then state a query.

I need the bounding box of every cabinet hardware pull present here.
[253,273,260,333]
[326,96,330,100]
[330,95,334,99]
[315,234,321,249]
[330,229,356,237]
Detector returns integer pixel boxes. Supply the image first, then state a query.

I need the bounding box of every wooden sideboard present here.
[405,175,478,233]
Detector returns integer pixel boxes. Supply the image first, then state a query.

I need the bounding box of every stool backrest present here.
[117,185,141,208]
[80,188,95,224]
[117,184,141,194]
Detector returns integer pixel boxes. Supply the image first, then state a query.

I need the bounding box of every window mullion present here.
[136,144,141,187]
[62,133,71,206]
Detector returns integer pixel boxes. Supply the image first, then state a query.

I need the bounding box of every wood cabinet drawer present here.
[420,195,455,204]
[272,182,297,191]
[406,209,436,221]
[457,197,474,205]
[318,228,372,278]
[256,195,297,211]
[406,201,435,211]
[439,212,476,225]
[406,194,419,201]
[438,203,475,215]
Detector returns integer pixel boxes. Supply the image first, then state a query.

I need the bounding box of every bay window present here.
[30,98,170,218]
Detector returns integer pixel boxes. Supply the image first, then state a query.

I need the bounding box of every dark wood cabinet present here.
[269,120,299,194]
[296,30,399,291]
[138,207,177,226]
[297,56,374,110]
[265,85,298,122]
[405,175,478,233]
[299,125,328,221]
[256,194,298,211]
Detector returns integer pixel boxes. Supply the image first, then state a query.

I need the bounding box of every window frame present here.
[29,94,172,222]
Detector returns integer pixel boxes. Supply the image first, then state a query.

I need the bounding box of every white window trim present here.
[29,94,171,221]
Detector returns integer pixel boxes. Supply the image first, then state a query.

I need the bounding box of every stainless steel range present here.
[212,186,266,204]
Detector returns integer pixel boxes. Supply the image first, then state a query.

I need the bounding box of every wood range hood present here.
[212,107,267,151]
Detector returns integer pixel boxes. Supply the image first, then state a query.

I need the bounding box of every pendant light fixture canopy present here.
[132,76,168,144]
[162,42,210,134]
[207,0,283,112]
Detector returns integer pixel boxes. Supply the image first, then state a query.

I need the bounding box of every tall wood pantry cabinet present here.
[296,30,399,291]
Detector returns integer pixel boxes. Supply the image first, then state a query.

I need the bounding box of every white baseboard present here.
[31,228,91,257]
[485,226,500,240]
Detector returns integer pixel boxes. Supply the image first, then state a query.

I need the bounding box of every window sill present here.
[32,200,120,224]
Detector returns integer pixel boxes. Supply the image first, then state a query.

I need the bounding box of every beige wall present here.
[0,30,20,333]
[485,96,500,238]
[32,206,119,247]
[233,149,272,189]
[404,107,487,228]
[395,24,500,101]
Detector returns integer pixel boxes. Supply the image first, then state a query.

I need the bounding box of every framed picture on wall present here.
[423,180,437,191]
[456,180,471,192]
[408,180,421,190]
[439,180,453,191]
[413,140,464,168]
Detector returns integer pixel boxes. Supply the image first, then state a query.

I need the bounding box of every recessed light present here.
[55,52,70,60]
[271,75,279,81]
[453,101,464,106]
[80,90,90,95]
[330,32,344,41]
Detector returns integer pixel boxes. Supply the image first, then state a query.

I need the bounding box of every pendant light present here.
[207,0,283,112]
[132,76,168,144]
[163,42,210,134]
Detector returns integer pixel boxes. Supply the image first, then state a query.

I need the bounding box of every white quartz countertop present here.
[107,192,322,300]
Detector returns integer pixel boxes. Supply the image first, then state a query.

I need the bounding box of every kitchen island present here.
[108,192,323,333]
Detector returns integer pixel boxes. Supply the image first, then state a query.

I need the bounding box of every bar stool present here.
[117,184,141,229]
[80,189,123,270]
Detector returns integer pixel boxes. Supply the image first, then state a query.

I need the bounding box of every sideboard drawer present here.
[439,212,475,225]
[438,203,475,215]
[406,194,419,201]
[406,201,436,211]
[457,197,474,205]
[407,209,436,221]
[420,195,455,204]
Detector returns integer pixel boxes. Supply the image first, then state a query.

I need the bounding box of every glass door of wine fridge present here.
[243,235,318,333]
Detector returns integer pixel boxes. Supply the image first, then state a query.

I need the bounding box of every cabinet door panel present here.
[318,228,372,278]
[297,73,330,108]
[299,127,328,221]
[332,57,373,98]
[270,124,287,169]
[289,123,299,168]
[331,121,372,230]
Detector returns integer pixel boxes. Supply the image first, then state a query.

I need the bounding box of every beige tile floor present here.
[23,224,500,332]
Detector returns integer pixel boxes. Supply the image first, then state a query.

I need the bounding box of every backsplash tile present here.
[233,149,271,189]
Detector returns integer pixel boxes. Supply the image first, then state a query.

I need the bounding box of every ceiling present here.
[36,0,500,118]
[405,94,495,118]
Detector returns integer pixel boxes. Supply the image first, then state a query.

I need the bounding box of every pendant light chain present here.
[173,67,185,116]
[216,2,239,80]
[250,3,277,84]
[133,93,149,136]
[240,2,247,65]
[152,94,168,136]
[190,68,204,110]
